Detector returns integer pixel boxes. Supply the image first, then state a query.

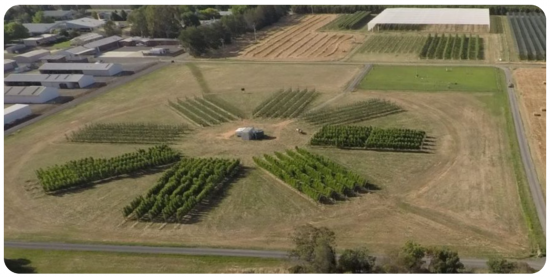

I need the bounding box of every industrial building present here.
[83,35,122,52]
[235,127,265,140]
[39,63,123,76]
[5,44,27,54]
[4,74,95,89]
[70,33,104,46]
[65,46,97,56]
[64,18,105,31]
[4,59,17,72]
[22,34,60,47]
[4,104,32,125]
[23,22,63,35]
[4,86,60,104]
[367,8,491,32]
[13,49,51,64]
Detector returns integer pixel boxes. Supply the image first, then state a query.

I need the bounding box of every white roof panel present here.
[368,8,490,31]
[4,104,30,115]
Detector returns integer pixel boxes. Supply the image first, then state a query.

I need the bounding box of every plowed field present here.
[239,15,364,61]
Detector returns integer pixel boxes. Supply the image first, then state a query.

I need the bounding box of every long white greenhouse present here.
[367,8,490,32]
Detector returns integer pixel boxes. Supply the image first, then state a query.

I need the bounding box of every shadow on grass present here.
[5,258,36,273]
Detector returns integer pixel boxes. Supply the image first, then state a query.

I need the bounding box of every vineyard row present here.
[302,99,403,126]
[66,123,188,144]
[169,96,243,127]
[253,88,319,119]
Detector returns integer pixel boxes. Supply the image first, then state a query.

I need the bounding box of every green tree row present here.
[123,157,240,222]
[420,34,484,60]
[66,123,188,144]
[323,11,371,30]
[302,99,403,126]
[253,89,319,119]
[169,96,242,127]
[36,145,180,192]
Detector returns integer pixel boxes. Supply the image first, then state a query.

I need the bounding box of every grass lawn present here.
[4,248,287,273]
[50,40,71,49]
[360,65,501,92]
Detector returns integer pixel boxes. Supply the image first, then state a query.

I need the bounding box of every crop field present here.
[3,61,534,258]
[66,123,188,144]
[321,11,371,30]
[302,99,403,125]
[253,88,319,118]
[169,97,243,127]
[420,34,484,60]
[310,125,428,151]
[513,68,546,190]
[358,35,427,55]
[360,65,501,92]
[507,12,546,60]
[239,14,364,61]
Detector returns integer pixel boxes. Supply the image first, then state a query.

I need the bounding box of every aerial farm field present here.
[513,68,546,190]
[3,62,536,257]
[238,14,365,61]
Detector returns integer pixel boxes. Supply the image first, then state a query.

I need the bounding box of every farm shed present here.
[22,34,60,47]
[367,8,490,32]
[39,63,122,76]
[4,86,59,104]
[83,35,122,52]
[65,46,97,56]
[4,59,17,72]
[23,22,63,35]
[4,104,32,125]
[13,49,51,64]
[64,17,105,31]
[236,127,264,140]
[70,32,104,46]
[120,37,179,47]
[4,74,95,89]
[43,10,74,20]
[5,44,27,54]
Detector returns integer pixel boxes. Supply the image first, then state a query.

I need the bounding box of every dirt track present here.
[240,15,363,61]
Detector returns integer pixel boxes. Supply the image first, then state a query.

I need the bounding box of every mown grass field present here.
[4,248,286,273]
[360,65,501,92]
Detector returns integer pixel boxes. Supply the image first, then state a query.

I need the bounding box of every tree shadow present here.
[262,135,277,140]
[180,166,250,224]
[4,258,36,273]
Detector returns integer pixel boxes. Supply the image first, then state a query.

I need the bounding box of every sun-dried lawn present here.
[3,62,529,258]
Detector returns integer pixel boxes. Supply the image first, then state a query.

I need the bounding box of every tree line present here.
[287,224,537,273]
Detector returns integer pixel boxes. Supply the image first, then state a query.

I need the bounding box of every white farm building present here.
[4,74,95,89]
[39,63,123,76]
[13,49,51,64]
[367,8,490,32]
[4,86,60,104]
[4,104,32,125]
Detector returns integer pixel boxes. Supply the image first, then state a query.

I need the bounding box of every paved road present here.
[4,241,545,270]
[501,67,546,234]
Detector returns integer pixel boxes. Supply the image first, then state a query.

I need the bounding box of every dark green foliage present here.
[253,89,319,119]
[66,123,188,144]
[397,241,426,273]
[338,248,376,273]
[323,11,371,30]
[427,249,464,273]
[169,96,243,127]
[302,99,402,126]
[123,157,240,222]
[420,33,483,60]
[254,147,369,203]
[487,258,536,273]
[289,224,338,273]
[36,145,180,192]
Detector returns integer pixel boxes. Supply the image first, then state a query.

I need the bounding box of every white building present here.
[13,49,51,64]
[4,86,60,104]
[22,34,60,47]
[367,8,491,32]
[64,17,106,31]
[4,104,32,125]
[4,74,95,89]
[39,63,123,76]
[23,22,63,35]
[4,59,17,72]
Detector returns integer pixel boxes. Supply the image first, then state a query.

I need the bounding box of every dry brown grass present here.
[3,62,529,258]
[238,15,364,61]
[513,67,546,193]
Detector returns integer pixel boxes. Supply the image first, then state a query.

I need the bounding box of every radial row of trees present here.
[66,123,188,144]
[122,157,240,222]
[302,99,403,126]
[36,145,181,192]
[311,125,427,151]
[253,88,319,119]
[253,147,369,203]
[169,96,243,127]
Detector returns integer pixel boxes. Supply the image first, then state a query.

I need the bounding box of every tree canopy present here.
[4,22,30,42]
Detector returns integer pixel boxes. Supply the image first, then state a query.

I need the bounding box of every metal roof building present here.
[4,104,32,125]
[70,32,104,46]
[22,33,60,47]
[367,8,491,31]
[23,22,62,35]
[4,74,95,89]
[65,17,105,31]
[83,35,122,52]
[13,49,51,64]
[4,86,60,104]
[235,127,264,140]
[4,59,17,72]
[39,63,123,76]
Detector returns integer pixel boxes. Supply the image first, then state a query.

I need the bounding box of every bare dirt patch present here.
[513,67,546,190]
[238,15,364,61]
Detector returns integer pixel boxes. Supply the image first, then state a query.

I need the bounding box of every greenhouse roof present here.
[367,8,490,31]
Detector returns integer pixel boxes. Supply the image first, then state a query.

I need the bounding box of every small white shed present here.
[4,104,32,125]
